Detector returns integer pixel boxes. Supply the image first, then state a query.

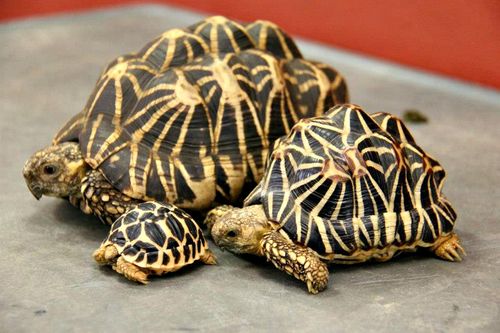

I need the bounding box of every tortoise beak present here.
[211,232,224,251]
[23,161,43,200]
[28,184,43,200]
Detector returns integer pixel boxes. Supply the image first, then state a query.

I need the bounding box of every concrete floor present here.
[1,5,499,333]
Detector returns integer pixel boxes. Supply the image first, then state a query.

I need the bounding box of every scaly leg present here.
[260,231,329,294]
[113,257,150,284]
[199,249,217,265]
[93,244,149,283]
[80,170,141,225]
[431,233,466,262]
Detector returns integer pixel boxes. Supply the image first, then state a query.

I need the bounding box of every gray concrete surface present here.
[1,5,499,333]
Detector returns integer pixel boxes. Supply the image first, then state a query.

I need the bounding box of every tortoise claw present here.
[306,280,318,294]
[433,233,465,262]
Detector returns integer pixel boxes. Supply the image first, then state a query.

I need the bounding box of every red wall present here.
[2,0,499,90]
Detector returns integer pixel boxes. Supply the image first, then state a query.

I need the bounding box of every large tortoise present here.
[23,16,348,226]
[208,104,464,293]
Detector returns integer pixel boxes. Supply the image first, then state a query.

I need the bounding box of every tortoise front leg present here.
[80,170,140,224]
[260,231,329,294]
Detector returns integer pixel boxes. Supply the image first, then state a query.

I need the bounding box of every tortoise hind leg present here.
[93,245,150,284]
[113,257,150,284]
[199,249,217,265]
[261,231,329,294]
[431,233,466,262]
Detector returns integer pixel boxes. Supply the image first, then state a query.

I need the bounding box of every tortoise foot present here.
[200,249,217,265]
[261,232,329,294]
[305,263,329,294]
[113,257,150,284]
[433,233,466,262]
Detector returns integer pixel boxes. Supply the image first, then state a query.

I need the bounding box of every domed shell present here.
[245,104,456,258]
[102,202,208,269]
[52,16,348,210]
[53,16,304,146]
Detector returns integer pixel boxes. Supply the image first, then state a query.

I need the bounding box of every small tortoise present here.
[23,16,348,226]
[208,104,464,294]
[94,201,216,284]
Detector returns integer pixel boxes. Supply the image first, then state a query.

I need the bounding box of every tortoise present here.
[207,104,464,294]
[94,201,216,284]
[22,16,348,226]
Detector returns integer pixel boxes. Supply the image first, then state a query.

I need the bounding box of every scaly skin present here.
[80,170,140,225]
[93,244,150,284]
[260,232,329,294]
[199,249,218,265]
[114,257,150,284]
[203,205,234,232]
[93,244,119,264]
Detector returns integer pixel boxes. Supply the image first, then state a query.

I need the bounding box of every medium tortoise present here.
[23,16,348,226]
[208,104,464,294]
[94,201,216,284]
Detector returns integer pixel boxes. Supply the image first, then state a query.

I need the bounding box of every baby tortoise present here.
[23,16,348,226]
[94,202,216,284]
[207,104,464,294]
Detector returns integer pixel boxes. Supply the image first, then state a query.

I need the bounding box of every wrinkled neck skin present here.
[210,205,275,256]
[23,142,89,200]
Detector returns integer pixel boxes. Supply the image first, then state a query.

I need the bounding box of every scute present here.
[102,202,207,269]
[245,104,456,258]
[245,20,303,59]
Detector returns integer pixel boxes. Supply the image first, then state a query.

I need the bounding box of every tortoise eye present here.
[226,230,238,238]
[43,164,58,175]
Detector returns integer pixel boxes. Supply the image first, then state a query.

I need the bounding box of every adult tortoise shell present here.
[209,104,464,294]
[94,201,216,284]
[23,16,348,227]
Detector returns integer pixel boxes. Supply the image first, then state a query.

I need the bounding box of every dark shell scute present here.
[146,252,159,265]
[122,245,139,257]
[138,202,156,212]
[166,237,180,249]
[111,215,124,231]
[139,212,156,222]
[124,210,139,225]
[125,223,142,241]
[134,240,158,253]
[145,222,167,246]
[110,230,126,247]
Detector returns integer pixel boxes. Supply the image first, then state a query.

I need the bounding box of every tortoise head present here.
[209,205,273,256]
[23,142,88,200]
